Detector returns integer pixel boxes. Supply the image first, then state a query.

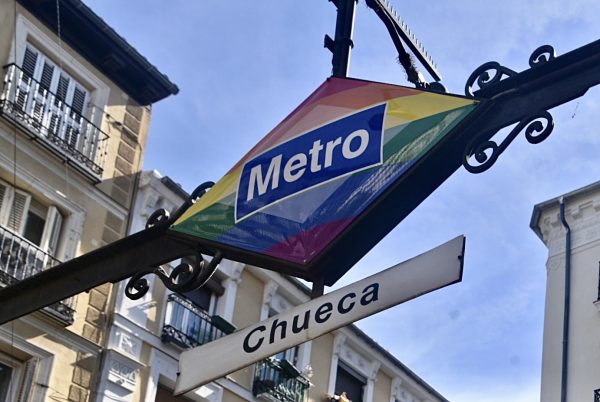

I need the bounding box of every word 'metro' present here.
[236,103,386,221]
[243,282,379,354]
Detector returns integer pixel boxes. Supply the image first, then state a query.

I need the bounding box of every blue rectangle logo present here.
[236,103,387,222]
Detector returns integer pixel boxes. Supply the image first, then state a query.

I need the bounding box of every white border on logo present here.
[234,101,389,223]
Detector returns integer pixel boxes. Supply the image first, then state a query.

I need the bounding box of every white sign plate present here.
[175,235,465,396]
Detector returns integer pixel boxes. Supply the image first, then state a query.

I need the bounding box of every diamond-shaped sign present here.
[171,77,478,284]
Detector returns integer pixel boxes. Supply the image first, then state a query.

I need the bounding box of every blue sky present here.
[84,1,600,401]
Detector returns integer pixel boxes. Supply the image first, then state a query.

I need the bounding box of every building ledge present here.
[17,0,179,105]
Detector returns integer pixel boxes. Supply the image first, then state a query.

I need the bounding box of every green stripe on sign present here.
[172,194,236,240]
[383,105,476,163]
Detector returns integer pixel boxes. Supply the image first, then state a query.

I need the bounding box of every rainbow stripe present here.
[173,77,477,264]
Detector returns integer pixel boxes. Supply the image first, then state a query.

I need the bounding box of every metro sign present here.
[171,77,478,285]
[237,103,386,221]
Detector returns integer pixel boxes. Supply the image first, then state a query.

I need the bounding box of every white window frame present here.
[0,335,53,402]
[20,43,89,115]
[328,332,380,402]
[259,280,312,373]
[11,13,110,128]
[0,355,22,402]
[0,179,62,256]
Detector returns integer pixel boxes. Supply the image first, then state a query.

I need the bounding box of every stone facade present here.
[531,180,600,402]
[0,1,175,401]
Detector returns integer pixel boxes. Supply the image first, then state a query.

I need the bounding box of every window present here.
[334,362,366,402]
[182,284,215,314]
[155,384,192,402]
[0,362,12,402]
[0,179,63,283]
[0,180,62,253]
[3,15,111,178]
[16,44,90,145]
[162,275,229,349]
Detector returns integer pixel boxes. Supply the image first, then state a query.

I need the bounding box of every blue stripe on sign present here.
[236,103,386,222]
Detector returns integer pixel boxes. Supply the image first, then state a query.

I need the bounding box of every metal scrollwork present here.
[145,208,170,229]
[523,111,554,144]
[462,111,554,174]
[126,180,222,301]
[529,45,556,68]
[125,268,156,300]
[465,62,517,97]
[160,250,223,293]
[465,44,557,96]
[124,250,224,300]
[167,181,215,224]
[144,181,215,231]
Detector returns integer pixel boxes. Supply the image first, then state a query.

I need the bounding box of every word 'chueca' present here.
[243,283,380,353]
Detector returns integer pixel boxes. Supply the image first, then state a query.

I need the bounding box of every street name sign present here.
[170,77,478,285]
[175,235,465,396]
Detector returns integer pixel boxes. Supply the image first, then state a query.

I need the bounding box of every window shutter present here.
[0,181,9,223]
[21,46,38,78]
[7,189,31,234]
[71,86,87,116]
[41,206,63,256]
[16,47,38,112]
[55,74,70,103]
[38,62,54,91]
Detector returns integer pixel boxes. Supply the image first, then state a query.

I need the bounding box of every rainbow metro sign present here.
[170,77,478,285]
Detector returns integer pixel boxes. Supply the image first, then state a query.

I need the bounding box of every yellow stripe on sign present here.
[384,93,475,129]
[175,167,241,224]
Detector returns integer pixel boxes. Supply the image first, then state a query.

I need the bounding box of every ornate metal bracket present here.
[463,46,557,173]
[125,250,224,300]
[125,181,225,300]
[464,62,517,97]
[463,111,554,173]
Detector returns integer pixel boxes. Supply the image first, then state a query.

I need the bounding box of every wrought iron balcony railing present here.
[162,293,234,349]
[0,64,109,180]
[595,388,600,402]
[0,225,75,324]
[253,358,310,402]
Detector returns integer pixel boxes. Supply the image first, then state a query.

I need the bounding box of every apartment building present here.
[0,1,177,401]
[107,170,449,402]
[531,181,600,402]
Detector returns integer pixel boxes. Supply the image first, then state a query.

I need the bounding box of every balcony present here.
[595,389,600,402]
[253,358,310,402]
[0,64,108,182]
[0,225,75,324]
[162,293,235,349]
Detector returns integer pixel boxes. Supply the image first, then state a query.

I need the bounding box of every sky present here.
[83,1,600,401]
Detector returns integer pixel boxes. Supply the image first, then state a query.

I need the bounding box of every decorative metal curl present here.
[462,111,554,174]
[124,250,224,300]
[529,45,556,68]
[125,268,156,300]
[146,208,170,229]
[465,62,517,97]
[144,181,215,232]
[126,180,221,300]
[167,181,215,224]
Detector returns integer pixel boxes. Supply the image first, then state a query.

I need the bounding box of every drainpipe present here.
[558,197,571,402]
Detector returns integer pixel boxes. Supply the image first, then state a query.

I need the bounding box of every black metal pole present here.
[329,0,357,77]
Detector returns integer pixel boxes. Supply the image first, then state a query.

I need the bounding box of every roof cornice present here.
[17,0,179,105]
